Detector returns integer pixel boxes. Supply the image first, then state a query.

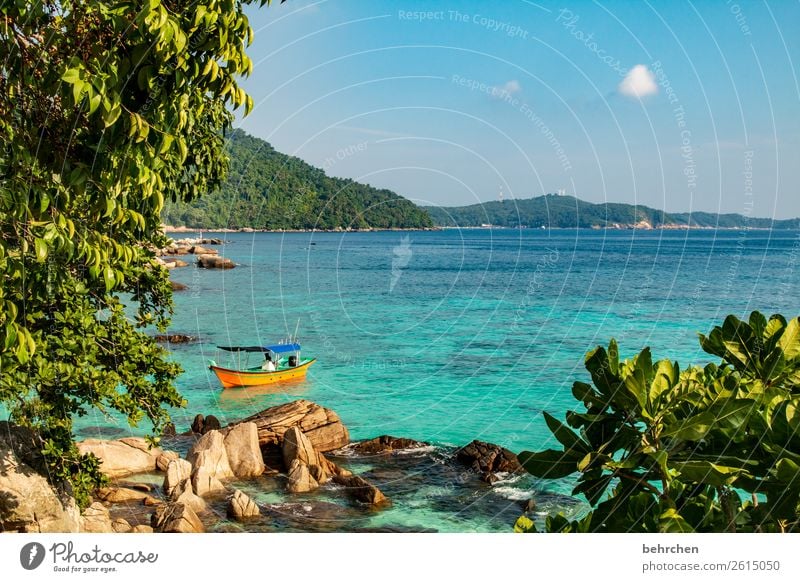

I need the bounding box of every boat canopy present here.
[218,343,301,354]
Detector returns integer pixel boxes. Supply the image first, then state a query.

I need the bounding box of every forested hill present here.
[162,130,433,230]
[424,195,800,229]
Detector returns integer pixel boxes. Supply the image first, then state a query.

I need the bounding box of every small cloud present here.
[490,80,521,99]
[618,65,658,98]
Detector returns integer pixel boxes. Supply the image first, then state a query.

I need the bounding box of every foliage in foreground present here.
[516,312,800,533]
[0,0,281,505]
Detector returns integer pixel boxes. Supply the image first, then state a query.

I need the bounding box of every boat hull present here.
[210,359,316,388]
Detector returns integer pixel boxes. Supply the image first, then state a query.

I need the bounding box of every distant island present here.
[424,195,800,230]
[162,131,797,232]
[162,130,433,231]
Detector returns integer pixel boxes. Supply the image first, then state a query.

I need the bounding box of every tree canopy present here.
[0,0,278,504]
[162,129,434,230]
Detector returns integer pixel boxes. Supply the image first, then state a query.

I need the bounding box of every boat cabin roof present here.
[218,343,301,354]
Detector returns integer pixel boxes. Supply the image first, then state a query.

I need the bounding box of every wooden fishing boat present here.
[209,343,316,388]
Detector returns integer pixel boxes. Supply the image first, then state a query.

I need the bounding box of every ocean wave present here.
[492,485,532,501]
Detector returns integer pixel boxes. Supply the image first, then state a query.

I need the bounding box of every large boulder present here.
[227,490,260,520]
[77,437,163,478]
[455,440,522,478]
[223,422,265,479]
[152,502,204,533]
[95,487,151,504]
[0,442,80,533]
[197,255,235,269]
[170,479,206,514]
[332,474,389,507]
[282,427,317,468]
[235,399,350,453]
[80,502,113,533]
[286,459,318,493]
[163,458,193,497]
[156,450,180,472]
[350,435,428,455]
[187,431,234,496]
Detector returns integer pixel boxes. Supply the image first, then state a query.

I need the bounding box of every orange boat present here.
[209,343,316,389]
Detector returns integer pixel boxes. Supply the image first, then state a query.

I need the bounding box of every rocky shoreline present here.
[0,399,572,533]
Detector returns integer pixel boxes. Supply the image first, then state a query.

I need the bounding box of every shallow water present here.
[77,228,800,531]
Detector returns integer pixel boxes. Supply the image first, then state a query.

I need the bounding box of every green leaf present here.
[778,317,800,360]
[670,460,744,487]
[543,411,590,454]
[518,449,580,479]
[34,238,48,262]
[659,508,695,533]
[662,400,755,441]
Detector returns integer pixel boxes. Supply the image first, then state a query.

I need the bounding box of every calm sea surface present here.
[80,228,800,531]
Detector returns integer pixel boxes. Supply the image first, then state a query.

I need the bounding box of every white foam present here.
[493,486,532,501]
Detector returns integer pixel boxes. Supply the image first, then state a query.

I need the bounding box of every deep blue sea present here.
[80,228,800,531]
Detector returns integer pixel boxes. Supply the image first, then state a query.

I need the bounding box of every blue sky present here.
[237,0,800,218]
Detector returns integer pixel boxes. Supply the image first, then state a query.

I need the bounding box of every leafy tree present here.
[0,0,282,505]
[162,129,434,230]
[516,312,800,533]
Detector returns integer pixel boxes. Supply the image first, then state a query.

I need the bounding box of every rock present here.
[332,474,389,507]
[191,414,205,434]
[156,450,180,471]
[163,458,193,497]
[0,441,80,533]
[111,518,132,533]
[523,498,537,513]
[227,490,260,520]
[131,524,154,533]
[77,437,163,478]
[223,423,265,479]
[191,414,221,435]
[190,245,218,255]
[455,440,522,477]
[170,479,206,514]
[286,459,319,493]
[171,259,189,267]
[143,496,161,507]
[318,453,352,478]
[95,487,151,503]
[481,472,500,485]
[80,502,113,533]
[197,255,235,269]
[351,435,428,455]
[170,280,188,291]
[203,415,221,432]
[282,427,317,468]
[187,431,234,496]
[153,334,196,344]
[162,423,177,437]
[235,399,350,453]
[152,502,204,533]
[116,481,154,492]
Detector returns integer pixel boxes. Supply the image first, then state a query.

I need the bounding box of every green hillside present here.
[424,194,800,229]
[162,130,433,230]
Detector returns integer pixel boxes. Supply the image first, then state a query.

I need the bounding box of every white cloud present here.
[491,80,521,99]
[618,65,658,98]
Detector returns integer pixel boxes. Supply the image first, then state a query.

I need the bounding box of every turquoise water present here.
[150,229,800,447]
[77,228,800,531]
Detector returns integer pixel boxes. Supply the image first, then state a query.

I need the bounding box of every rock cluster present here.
[455,439,522,482]
[236,399,350,453]
[350,435,428,455]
